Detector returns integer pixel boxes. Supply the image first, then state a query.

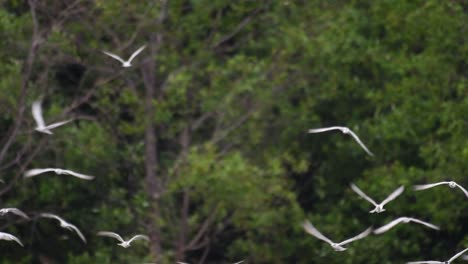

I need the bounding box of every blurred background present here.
[0,0,466,263]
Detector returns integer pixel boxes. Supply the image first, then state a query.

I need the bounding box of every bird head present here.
[448,181,456,188]
[118,242,130,248]
[331,243,347,251]
[122,62,132,68]
[54,169,64,174]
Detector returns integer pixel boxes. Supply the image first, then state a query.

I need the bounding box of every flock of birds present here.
[305,127,468,263]
[0,45,465,263]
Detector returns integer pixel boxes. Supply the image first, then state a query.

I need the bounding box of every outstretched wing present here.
[128,234,150,244]
[24,168,55,178]
[97,231,124,243]
[1,208,30,220]
[0,232,23,246]
[448,248,468,262]
[406,261,443,264]
[455,183,468,198]
[127,45,146,63]
[302,220,334,245]
[381,186,405,206]
[68,224,87,243]
[374,217,406,235]
[62,170,95,180]
[338,227,372,246]
[44,119,73,130]
[408,218,439,231]
[347,129,374,157]
[308,126,343,134]
[413,182,450,191]
[32,100,46,128]
[350,183,378,207]
[102,51,126,64]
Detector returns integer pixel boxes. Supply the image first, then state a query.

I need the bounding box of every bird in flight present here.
[302,220,372,251]
[406,247,468,264]
[32,99,73,135]
[39,213,86,243]
[414,181,468,198]
[308,126,374,156]
[178,262,244,264]
[102,45,146,67]
[0,208,30,220]
[0,231,23,246]
[374,217,439,235]
[97,231,149,248]
[350,184,404,213]
[24,168,94,180]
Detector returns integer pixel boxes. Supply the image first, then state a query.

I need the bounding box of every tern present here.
[350,184,404,213]
[32,99,72,135]
[302,220,372,251]
[0,231,23,246]
[97,231,149,248]
[414,181,468,198]
[0,208,30,220]
[308,126,374,156]
[102,45,146,67]
[407,247,468,264]
[374,217,439,235]
[39,213,86,243]
[24,168,94,180]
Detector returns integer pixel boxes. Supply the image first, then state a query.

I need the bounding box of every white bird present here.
[407,248,468,264]
[0,231,23,246]
[177,262,243,264]
[350,184,404,213]
[97,231,149,248]
[32,99,72,135]
[39,213,86,243]
[374,217,439,235]
[308,126,374,156]
[0,208,30,220]
[414,181,468,198]
[24,168,94,180]
[102,45,146,68]
[302,220,372,251]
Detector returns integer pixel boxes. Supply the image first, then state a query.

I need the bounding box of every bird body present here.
[97,231,149,248]
[0,208,30,220]
[24,168,94,180]
[374,217,439,235]
[102,45,146,67]
[414,181,468,198]
[308,126,374,156]
[350,184,404,213]
[0,231,23,246]
[302,220,372,251]
[32,99,72,134]
[39,213,86,243]
[407,248,468,264]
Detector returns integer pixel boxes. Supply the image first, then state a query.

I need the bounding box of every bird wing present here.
[44,119,73,130]
[347,129,374,156]
[68,223,87,243]
[350,183,378,206]
[302,220,334,245]
[24,168,55,178]
[308,126,343,133]
[97,231,124,242]
[374,218,406,234]
[338,227,372,246]
[127,45,146,63]
[408,218,439,231]
[413,182,450,191]
[62,170,95,180]
[406,262,443,264]
[380,186,405,206]
[128,234,150,244]
[448,248,468,262]
[0,232,23,246]
[3,208,30,220]
[39,213,64,223]
[233,261,245,264]
[32,100,46,128]
[102,51,126,64]
[455,183,468,198]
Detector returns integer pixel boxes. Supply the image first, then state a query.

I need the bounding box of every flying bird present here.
[407,248,468,264]
[32,99,73,135]
[102,45,146,67]
[308,126,374,156]
[39,213,86,243]
[302,220,372,251]
[24,168,94,180]
[414,181,468,198]
[350,184,404,213]
[0,208,30,220]
[97,231,149,248]
[374,217,439,235]
[177,262,243,264]
[0,231,23,246]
